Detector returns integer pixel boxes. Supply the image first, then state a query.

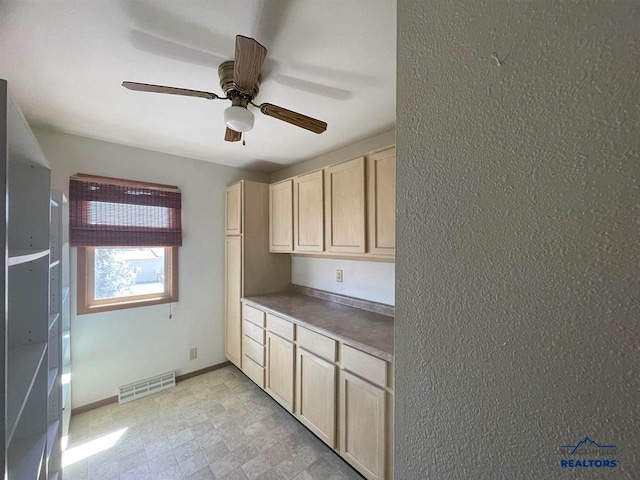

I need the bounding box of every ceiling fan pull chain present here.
[242,133,246,146]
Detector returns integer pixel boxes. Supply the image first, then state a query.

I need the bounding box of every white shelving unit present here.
[2,79,62,479]
[51,190,71,455]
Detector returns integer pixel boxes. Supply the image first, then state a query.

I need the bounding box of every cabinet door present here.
[269,180,293,252]
[226,182,242,235]
[294,170,324,252]
[296,348,337,447]
[325,157,366,253]
[368,148,396,256]
[339,370,387,480]
[266,332,295,412]
[225,236,242,367]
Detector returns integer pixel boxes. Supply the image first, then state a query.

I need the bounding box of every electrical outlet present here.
[189,347,197,361]
[336,269,343,283]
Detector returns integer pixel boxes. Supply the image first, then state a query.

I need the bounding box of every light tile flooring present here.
[63,365,363,480]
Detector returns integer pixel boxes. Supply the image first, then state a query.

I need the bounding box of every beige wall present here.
[396,0,639,478]
[35,127,268,407]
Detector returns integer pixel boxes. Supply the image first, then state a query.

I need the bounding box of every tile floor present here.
[63,365,364,480]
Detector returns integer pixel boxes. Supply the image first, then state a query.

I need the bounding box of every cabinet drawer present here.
[298,326,337,362]
[266,313,295,341]
[242,355,265,388]
[341,345,387,388]
[243,304,266,327]
[243,319,265,345]
[243,335,265,366]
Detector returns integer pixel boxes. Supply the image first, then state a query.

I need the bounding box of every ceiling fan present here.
[122,35,328,142]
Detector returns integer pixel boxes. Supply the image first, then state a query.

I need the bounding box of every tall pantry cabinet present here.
[224,180,290,368]
[2,80,64,479]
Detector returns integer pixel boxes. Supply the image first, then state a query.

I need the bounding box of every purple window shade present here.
[69,176,182,247]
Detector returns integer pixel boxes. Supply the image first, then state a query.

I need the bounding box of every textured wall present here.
[35,128,268,406]
[396,1,638,478]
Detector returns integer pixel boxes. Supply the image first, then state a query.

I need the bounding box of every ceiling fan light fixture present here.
[224,105,254,132]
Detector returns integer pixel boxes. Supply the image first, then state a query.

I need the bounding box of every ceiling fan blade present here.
[225,127,242,142]
[129,30,226,69]
[122,81,219,99]
[234,35,267,91]
[259,103,327,134]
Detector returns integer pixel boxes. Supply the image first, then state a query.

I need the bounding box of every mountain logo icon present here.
[560,436,617,455]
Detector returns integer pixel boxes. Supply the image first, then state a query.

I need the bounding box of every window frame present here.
[77,246,179,315]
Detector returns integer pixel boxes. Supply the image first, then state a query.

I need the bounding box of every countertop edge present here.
[242,297,394,364]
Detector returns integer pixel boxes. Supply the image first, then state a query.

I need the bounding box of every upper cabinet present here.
[225,182,242,235]
[368,147,396,256]
[269,179,293,252]
[325,157,366,254]
[267,145,395,259]
[294,170,324,252]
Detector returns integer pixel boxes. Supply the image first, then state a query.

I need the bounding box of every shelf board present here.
[8,248,50,266]
[49,259,60,268]
[7,432,47,480]
[48,368,59,397]
[48,312,60,330]
[50,199,59,208]
[46,420,60,461]
[7,343,48,443]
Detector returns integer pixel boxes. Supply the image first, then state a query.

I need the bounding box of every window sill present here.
[77,295,178,315]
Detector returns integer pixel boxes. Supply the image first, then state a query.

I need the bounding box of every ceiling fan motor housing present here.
[218,60,261,101]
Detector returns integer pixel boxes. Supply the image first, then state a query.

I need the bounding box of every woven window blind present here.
[69,174,182,247]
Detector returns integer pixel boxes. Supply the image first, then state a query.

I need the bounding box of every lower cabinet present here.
[242,305,266,389]
[295,348,337,447]
[242,354,265,389]
[266,332,295,412]
[339,370,387,480]
[240,301,393,479]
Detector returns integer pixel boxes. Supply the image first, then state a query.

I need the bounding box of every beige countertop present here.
[242,291,394,363]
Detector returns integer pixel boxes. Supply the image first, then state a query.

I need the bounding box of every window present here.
[77,246,178,314]
[70,174,181,314]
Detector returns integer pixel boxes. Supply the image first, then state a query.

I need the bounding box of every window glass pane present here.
[94,247,166,300]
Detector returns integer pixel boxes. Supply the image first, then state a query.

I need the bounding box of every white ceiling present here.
[0,1,396,171]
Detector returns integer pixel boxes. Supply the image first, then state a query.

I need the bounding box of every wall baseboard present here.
[175,361,232,382]
[71,361,233,416]
[71,395,118,416]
